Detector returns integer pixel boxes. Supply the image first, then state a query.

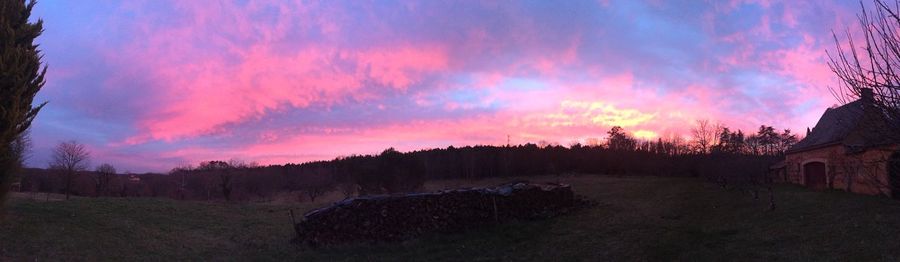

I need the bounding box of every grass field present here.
[3,175,900,261]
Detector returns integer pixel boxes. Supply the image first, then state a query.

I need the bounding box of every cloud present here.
[539,100,657,128]
[121,45,450,143]
[26,0,866,172]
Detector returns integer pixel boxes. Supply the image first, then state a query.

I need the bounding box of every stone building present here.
[781,88,900,197]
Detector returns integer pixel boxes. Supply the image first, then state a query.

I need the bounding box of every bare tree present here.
[300,165,335,202]
[94,163,116,197]
[304,188,324,202]
[691,119,720,154]
[49,141,90,200]
[828,0,900,140]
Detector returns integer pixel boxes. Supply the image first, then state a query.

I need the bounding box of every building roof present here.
[787,100,863,153]
[787,94,897,154]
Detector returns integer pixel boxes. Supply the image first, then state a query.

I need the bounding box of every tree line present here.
[16,122,798,202]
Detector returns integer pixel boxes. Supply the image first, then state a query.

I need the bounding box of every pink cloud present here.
[29,0,870,172]
[105,1,453,143]
[121,45,448,143]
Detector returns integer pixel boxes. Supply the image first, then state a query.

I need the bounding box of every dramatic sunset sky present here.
[29,0,863,172]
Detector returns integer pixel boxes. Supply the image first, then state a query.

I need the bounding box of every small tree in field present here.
[0,0,48,213]
[298,165,335,202]
[49,141,90,200]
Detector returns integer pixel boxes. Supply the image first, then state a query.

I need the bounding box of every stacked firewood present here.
[293,182,581,247]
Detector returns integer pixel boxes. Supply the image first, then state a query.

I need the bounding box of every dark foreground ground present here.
[2,175,900,261]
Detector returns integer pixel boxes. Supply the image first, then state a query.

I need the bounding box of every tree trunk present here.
[65,172,72,200]
[0,158,13,219]
[0,152,19,221]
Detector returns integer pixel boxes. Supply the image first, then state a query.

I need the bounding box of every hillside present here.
[3,175,900,261]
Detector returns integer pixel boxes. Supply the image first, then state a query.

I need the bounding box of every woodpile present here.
[293,181,583,247]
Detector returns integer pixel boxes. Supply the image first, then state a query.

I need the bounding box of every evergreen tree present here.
[1,0,47,211]
[607,126,637,151]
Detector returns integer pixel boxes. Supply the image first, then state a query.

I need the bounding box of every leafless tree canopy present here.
[49,141,90,199]
[96,163,116,175]
[691,120,723,154]
[50,141,90,172]
[828,0,900,138]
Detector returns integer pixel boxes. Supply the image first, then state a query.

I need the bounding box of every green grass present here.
[3,175,900,261]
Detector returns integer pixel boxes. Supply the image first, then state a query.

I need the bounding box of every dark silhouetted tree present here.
[755,125,779,155]
[777,129,798,154]
[49,141,90,200]
[691,119,721,153]
[377,148,425,193]
[94,163,115,197]
[292,164,334,202]
[1,0,47,213]
[198,160,235,201]
[607,126,637,151]
[714,128,746,154]
[169,164,192,200]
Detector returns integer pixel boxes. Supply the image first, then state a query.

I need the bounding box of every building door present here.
[890,152,900,199]
[804,162,827,190]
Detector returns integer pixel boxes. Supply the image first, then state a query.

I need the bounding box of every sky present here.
[26,0,865,173]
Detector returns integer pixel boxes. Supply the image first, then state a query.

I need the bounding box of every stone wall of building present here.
[784,145,897,196]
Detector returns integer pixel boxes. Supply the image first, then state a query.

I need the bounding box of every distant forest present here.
[15,124,798,202]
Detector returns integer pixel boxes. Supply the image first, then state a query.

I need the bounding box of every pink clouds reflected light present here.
[28,0,864,172]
